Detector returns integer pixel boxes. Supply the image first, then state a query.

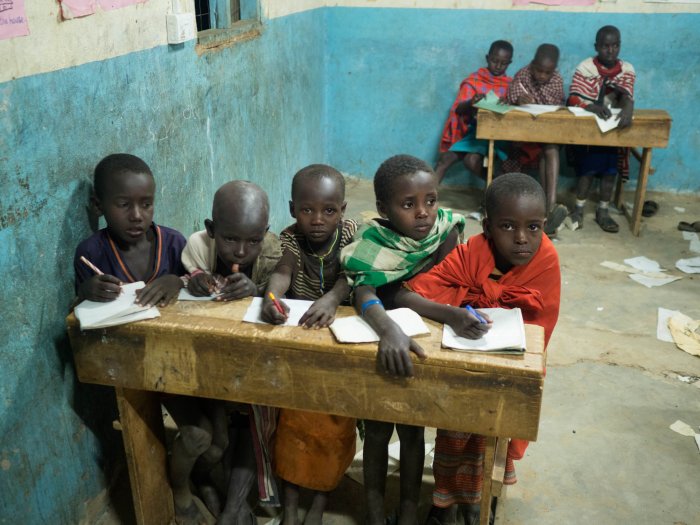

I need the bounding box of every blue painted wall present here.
[0,10,326,524]
[1,5,699,524]
[325,8,700,192]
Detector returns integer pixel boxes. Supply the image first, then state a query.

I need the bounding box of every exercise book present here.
[442,307,526,354]
[74,281,160,330]
[330,308,430,343]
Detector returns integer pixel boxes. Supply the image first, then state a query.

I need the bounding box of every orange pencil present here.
[268,292,286,316]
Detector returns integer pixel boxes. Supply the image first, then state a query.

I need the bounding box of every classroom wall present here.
[0,4,326,523]
[1,1,699,523]
[324,6,700,191]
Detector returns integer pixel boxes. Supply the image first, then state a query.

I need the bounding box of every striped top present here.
[278,219,358,301]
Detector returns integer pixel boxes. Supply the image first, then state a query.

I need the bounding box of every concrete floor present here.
[91,177,700,525]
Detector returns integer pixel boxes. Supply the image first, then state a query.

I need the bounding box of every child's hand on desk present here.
[262,296,290,324]
[517,93,535,105]
[79,274,122,302]
[378,324,426,378]
[585,103,612,120]
[136,275,182,307]
[217,273,257,301]
[299,295,339,329]
[617,106,633,129]
[447,307,492,339]
[188,272,217,296]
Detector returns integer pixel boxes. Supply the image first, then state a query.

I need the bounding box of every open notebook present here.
[330,308,430,343]
[74,281,160,330]
[442,307,526,354]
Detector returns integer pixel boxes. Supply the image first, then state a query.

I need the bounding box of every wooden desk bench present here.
[67,299,546,525]
[476,109,671,236]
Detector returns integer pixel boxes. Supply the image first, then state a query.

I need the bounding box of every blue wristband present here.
[361,298,383,316]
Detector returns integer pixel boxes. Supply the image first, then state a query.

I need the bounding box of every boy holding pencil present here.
[73,153,186,305]
[504,44,567,236]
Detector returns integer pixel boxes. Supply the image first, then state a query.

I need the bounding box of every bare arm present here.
[354,285,426,377]
[298,275,350,329]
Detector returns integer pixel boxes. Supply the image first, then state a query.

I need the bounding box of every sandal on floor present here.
[545,204,569,236]
[642,200,659,217]
[595,208,619,233]
[678,221,700,232]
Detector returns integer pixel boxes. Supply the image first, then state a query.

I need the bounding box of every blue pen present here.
[465,305,488,324]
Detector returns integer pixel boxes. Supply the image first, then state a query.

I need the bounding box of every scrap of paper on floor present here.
[657,307,682,342]
[676,256,700,274]
[629,273,681,288]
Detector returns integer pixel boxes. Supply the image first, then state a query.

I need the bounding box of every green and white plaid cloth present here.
[341,208,465,288]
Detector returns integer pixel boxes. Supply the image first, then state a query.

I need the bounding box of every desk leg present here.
[486,140,495,186]
[630,148,653,236]
[116,387,174,525]
[480,436,498,525]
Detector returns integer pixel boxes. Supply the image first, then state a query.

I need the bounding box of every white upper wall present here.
[2,0,697,83]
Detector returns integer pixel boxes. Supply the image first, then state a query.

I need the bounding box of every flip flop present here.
[595,209,619,233]
[678,221,700,232]
[642,200,658,217]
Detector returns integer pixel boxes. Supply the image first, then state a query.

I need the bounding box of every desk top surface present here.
[476,108,671,148]
[66,298,545,379]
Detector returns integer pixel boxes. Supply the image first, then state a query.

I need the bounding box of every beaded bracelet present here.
[361,298,383,317]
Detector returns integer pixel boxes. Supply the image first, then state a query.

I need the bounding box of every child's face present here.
[290,177,346,248]
[96,171,155,246]
[486,49,512,77]
[595,31,620,67]
[377,170,438,241]
[205,215,269,271]
[530,59,557,87]
[483,194,545,272]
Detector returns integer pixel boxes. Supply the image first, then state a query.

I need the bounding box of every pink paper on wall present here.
[0,0,30,40]
[513,0,596,5]
[60,0,96,19]
[98,0,147,11]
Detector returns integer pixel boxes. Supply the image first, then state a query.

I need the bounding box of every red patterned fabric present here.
[439,68,512,152]
[506,65,564,106]
[407,233,561,505]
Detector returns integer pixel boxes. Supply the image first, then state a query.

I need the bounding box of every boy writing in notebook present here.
[173,180,282,524]
[567,25,635,233]
[73,153,186,305]
[341,155,465,525]
[435,40,513,183]
[503,44,568,236]
[395,173,561,525]
[261,165,358,525]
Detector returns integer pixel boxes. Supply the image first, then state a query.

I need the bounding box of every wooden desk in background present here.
[476,109,671,236]
[67,299,546,525]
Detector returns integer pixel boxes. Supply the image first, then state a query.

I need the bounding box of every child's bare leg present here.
[164,397,214,521]
[396,424,424,525]
[203,400,230,463]
[304,490,329,525]
[363,420,394,525]
[282,482,300,525]
[541,144,560,213]
[218,418,257,525]
[435,152,460,184]
[463,154,484,180]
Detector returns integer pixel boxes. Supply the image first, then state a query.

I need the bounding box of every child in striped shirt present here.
[262,164,358,525]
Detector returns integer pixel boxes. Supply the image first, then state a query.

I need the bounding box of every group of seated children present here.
[437,25,635,235]
[74,144,561,525]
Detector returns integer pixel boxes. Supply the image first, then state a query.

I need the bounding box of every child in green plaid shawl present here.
[340,154,465,525]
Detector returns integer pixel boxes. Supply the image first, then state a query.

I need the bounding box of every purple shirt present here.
[74,223,186,292]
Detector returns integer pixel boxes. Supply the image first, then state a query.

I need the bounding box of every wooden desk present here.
[67,299,546,525]
[476,109,671,236]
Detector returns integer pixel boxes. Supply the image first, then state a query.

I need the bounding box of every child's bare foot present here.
[302,491,328,525]
[175,495,216,525]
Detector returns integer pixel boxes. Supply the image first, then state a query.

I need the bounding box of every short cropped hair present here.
[374,155,434,203]
[534,43,560,64]
[489,40,514,56]
[483,173,545,218]
[291,164,346,200]
[596,25,620,43]
[94,154,152,199]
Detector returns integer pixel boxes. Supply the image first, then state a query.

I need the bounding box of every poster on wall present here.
[0,0,30,40]
[59,0,146,20]
[513,0,596,5]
